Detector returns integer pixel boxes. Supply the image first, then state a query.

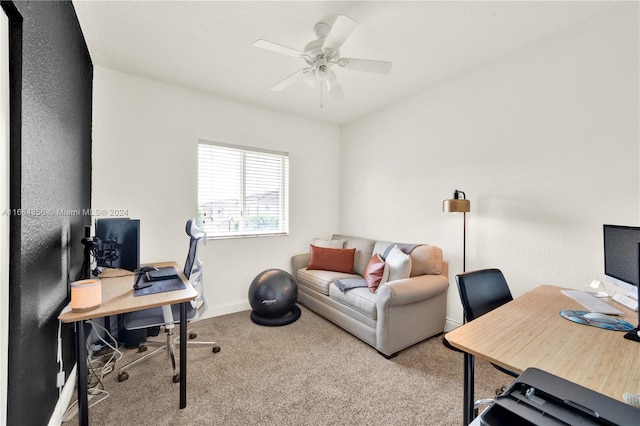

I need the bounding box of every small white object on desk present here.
[612,293,639,312]
[561,289,624,315]
[583,312,619,324]
[589,279,602,290]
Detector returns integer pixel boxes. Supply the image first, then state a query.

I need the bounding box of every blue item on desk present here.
[134,277,186,296]
[559,309,635,331]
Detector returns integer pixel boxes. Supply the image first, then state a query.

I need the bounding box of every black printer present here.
[480,368,638,426]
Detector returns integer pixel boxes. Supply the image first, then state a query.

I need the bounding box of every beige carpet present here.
[66,305,510,425]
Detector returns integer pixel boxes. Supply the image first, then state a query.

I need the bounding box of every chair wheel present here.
[117,372,129,382]
[212,345,221,353]
[138,345,147,353]
[172,374,180,383]
[189,332,197,339]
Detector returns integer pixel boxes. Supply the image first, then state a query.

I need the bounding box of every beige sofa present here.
[291,234,449,358]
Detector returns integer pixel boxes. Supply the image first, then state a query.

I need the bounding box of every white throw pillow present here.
[312,238,346,249]
[382,245,412,283]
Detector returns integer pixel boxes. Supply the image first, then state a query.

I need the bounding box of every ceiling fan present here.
[254,15,392,100]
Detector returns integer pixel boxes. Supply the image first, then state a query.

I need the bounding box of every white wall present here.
[92,67,341,316]
[340,4,639,327]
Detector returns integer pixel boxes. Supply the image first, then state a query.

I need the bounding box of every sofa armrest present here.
[377,274,449,307]
[291,253,310,275]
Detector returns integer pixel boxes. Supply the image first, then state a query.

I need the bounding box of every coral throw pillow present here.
[307,244,356,273]
[364,253,386,293]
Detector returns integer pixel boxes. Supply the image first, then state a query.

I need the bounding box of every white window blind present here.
[198,140,289,238]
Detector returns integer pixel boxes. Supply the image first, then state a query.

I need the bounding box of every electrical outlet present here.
[57,371,65,388]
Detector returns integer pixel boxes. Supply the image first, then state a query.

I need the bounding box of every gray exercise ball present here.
[248,269,300,325]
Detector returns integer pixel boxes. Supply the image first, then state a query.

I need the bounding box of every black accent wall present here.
[3,1,92,424]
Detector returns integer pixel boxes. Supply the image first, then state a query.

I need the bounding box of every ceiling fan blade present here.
[322,15,357,53]
[254,39,303,58]
[338,58,392,74]
[271,68,310,92]
[326,71,344,99]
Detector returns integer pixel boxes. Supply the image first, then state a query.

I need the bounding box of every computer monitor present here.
[95,218,140,272]
[603,224,640,342]
[603,224,640,299]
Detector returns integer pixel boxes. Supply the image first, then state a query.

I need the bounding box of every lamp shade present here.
[70,279,102,312]
[443,198,470,213]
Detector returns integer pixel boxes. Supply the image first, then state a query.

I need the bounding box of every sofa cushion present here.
[307,245,356,273]
[409,244,443,276]
[334,277,368,292]
[363,253,386,293]
[374,241,443,277]
[329,284,378,320]
[332,234,376,276]
[297,268,361,296]
[313,238,346,249]
[383,245,412,283]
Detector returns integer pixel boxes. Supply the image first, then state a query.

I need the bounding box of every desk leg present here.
[179,301,187,409]
[463,352,475,426]
[75,320,89,426]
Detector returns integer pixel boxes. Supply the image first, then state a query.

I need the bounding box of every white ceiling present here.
[72,1,619,125]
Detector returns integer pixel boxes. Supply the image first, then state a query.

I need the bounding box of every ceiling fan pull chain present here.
[320,83,324,109]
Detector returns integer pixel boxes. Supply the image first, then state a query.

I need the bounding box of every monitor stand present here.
[624,327,640,342]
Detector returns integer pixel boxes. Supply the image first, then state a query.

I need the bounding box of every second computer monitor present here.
[95,218,140,272]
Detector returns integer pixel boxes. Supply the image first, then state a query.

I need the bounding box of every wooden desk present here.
[445,285,640,424]
[59,262,197,426]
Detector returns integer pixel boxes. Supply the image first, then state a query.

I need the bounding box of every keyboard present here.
[561,290,624,315]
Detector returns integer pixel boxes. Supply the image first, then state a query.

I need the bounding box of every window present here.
[198,140,289,238]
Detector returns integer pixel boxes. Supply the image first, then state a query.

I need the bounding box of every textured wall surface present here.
[6,1,92,425]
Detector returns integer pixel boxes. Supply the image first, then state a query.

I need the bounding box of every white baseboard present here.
[444,318,462,332]
[201,299,251,319]
[48,364,76,426]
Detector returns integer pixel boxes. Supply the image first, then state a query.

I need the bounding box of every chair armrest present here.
[377,274,449,307]
[291,253,310,275]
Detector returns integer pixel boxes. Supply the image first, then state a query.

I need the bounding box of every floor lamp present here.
[443,189,473,425]
[443,190,471,272]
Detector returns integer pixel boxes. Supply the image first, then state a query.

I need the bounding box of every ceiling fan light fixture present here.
[315,64,331,81]
[254,14,392,99]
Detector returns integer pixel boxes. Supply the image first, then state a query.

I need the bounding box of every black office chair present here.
[117,219,220,383]
[443,268,520,419]
[455,268,519,378]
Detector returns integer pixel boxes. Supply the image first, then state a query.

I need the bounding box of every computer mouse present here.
[584,312,619,324]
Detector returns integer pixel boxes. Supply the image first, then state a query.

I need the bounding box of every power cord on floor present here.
[62,320,122,423]
[57,320,65,389]
[52,320,67,423]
